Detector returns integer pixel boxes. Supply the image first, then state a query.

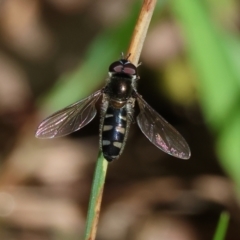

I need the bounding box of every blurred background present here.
[0,0,239,239]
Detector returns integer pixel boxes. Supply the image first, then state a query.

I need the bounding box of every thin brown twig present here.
[127,0,157,65]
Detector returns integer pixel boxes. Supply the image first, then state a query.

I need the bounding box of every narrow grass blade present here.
[84,152,108,240]
[213,211,230,240]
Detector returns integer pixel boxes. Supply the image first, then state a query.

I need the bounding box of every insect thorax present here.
[105,73,133,106]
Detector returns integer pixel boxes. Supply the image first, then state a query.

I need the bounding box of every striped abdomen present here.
[100,106,129,161]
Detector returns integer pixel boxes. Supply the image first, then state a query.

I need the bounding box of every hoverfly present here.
[36,54,191,161]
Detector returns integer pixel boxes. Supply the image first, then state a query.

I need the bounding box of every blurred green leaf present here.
[172,0,240,130]
[172,0,240,189]
[213,211,229,240]
[217,110,240,185]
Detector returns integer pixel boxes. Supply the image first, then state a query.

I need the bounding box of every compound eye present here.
[109,61,123,73]
[122,63,137,75]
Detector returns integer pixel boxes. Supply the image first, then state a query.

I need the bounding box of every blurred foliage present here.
[162,58,196,106]
[172,0,240,191]
[213,211,230,240]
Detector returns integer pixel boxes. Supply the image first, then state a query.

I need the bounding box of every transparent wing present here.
[36,90,102,139]
[136,92,191,159]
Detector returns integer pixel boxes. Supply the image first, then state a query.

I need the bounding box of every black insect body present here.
[36,56,191,161]
[99,59,136,161]
[100,106,129,161]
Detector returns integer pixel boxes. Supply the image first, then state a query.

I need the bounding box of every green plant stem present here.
[83,1,156,239]
[84,152,108,240]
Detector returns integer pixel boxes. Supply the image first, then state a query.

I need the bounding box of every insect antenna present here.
[120,52,131,60]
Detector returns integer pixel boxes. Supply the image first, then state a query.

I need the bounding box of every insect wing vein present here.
[36,90,102,138]
[136,92,191,159]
